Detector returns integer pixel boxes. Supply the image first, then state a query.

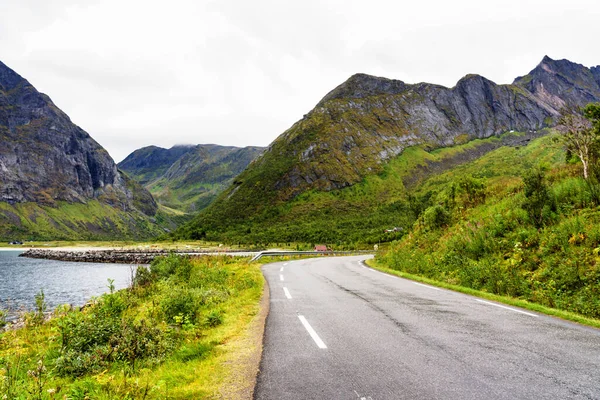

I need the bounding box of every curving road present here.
[255,256,600,400]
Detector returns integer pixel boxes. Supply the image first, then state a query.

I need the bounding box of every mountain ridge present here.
[176,56,600,242]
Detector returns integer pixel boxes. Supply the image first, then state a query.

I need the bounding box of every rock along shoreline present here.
[19,249,249,264]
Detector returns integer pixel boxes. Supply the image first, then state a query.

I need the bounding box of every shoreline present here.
[18,248,256,264]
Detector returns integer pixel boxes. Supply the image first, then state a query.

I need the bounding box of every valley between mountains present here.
[4,55,600,398]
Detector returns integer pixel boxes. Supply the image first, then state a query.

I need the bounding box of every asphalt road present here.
[255,256,600,400]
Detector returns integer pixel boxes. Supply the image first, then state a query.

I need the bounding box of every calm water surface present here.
[0,250,137,320]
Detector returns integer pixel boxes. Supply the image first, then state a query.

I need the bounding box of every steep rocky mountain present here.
[0,60,165,240]
[119,144,264,213]
[176,56,600,242]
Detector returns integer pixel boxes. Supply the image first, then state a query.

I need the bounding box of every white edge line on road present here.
[283,287,292,299]
[475,299,538,317]
[280,274,284,281]
[413,282,442,291]
[298,315,327,349]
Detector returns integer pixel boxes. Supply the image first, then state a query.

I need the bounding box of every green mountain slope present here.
[175,56,600,244]
[119,144,264,213]
[174,130,546,245]
[376,133,600,319]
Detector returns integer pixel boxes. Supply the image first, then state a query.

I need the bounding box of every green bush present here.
[422,205,450,230]
[522,169,556,227]
[133,265,154,288]
[160,286,200,324]
[204,309,224,328]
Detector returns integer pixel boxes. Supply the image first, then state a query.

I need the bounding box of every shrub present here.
[522,169,556,227]
[133,266,154,288]
[25,290,47,327]
[457,176,486,207]
[151,254,193,282]
[160,286,199,324]
[422,205,450,230]
[204,310,223,328]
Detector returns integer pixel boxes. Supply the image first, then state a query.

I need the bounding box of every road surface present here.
[255,256,600,399]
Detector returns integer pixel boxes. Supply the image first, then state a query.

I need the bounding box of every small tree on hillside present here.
[557,105,596,179]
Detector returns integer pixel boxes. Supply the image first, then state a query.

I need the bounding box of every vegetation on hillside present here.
[0,200,186,242]
[377,104,600,319]
[0,255,263,399]
[119,145,264,215]
[174,131,543,247]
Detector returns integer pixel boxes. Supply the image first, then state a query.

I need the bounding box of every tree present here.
[522,168,555,228]
[557,105,595,179]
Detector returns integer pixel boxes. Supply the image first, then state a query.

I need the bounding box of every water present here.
[0,250,137,320]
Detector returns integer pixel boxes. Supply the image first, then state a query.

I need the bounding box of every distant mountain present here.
[119,144,264,213]
[175,56,600,243]
[0,60,167,240]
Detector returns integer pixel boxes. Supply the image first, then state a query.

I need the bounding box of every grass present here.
[367,258,600,330]
[0,200,167,242]
[176,130,534,246]
[373,133,600,321]
[0,255,266,399]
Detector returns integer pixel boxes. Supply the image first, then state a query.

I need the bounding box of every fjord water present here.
[0,250,136,320]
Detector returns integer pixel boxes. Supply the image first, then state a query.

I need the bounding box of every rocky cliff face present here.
[0,60,163,240]
[178,56,600,231]
[0,60,157,215]
[514,56,600,110]
[119,144,264,212]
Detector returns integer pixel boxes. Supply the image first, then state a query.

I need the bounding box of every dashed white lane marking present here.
[298,315,327,349]
[413,282,442,291]
[283,287,292,299]
[475,299,538,317]
[280,267,284,272]
[280,274,284,281]
[283,263,288,266]
[354,390,373,400]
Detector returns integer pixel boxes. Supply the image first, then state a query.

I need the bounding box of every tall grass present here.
[0,255,263,399]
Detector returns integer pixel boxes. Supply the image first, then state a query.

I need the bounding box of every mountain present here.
[175,56,600,244]
[119,144,264,213]
[0,60,166,240]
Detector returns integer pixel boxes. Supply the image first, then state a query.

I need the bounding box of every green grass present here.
[0,200,167,242]
[0,255,265,399]
[374,133,600,321]
[175,130,542,246]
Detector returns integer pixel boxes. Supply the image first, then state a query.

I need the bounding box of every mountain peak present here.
[541,55,554,63]
[514,56,600,108]
[317,73,407,106]
[0,60,27,91]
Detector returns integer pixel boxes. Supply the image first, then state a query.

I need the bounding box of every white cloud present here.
[1,0,600,162]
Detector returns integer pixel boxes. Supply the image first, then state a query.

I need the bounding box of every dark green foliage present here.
[522,169,556,227]
[204,310,223,328]
[133,265,153,288]
[422,205,450,230]
[160,287,199,324]
[150,253,189,280]
[456,176,486,207]
[25,290,47,327]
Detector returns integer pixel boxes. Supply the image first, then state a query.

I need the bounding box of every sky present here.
[1,0,599,162]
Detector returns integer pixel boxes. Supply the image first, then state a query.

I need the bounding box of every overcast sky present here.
[1,0,599,162]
